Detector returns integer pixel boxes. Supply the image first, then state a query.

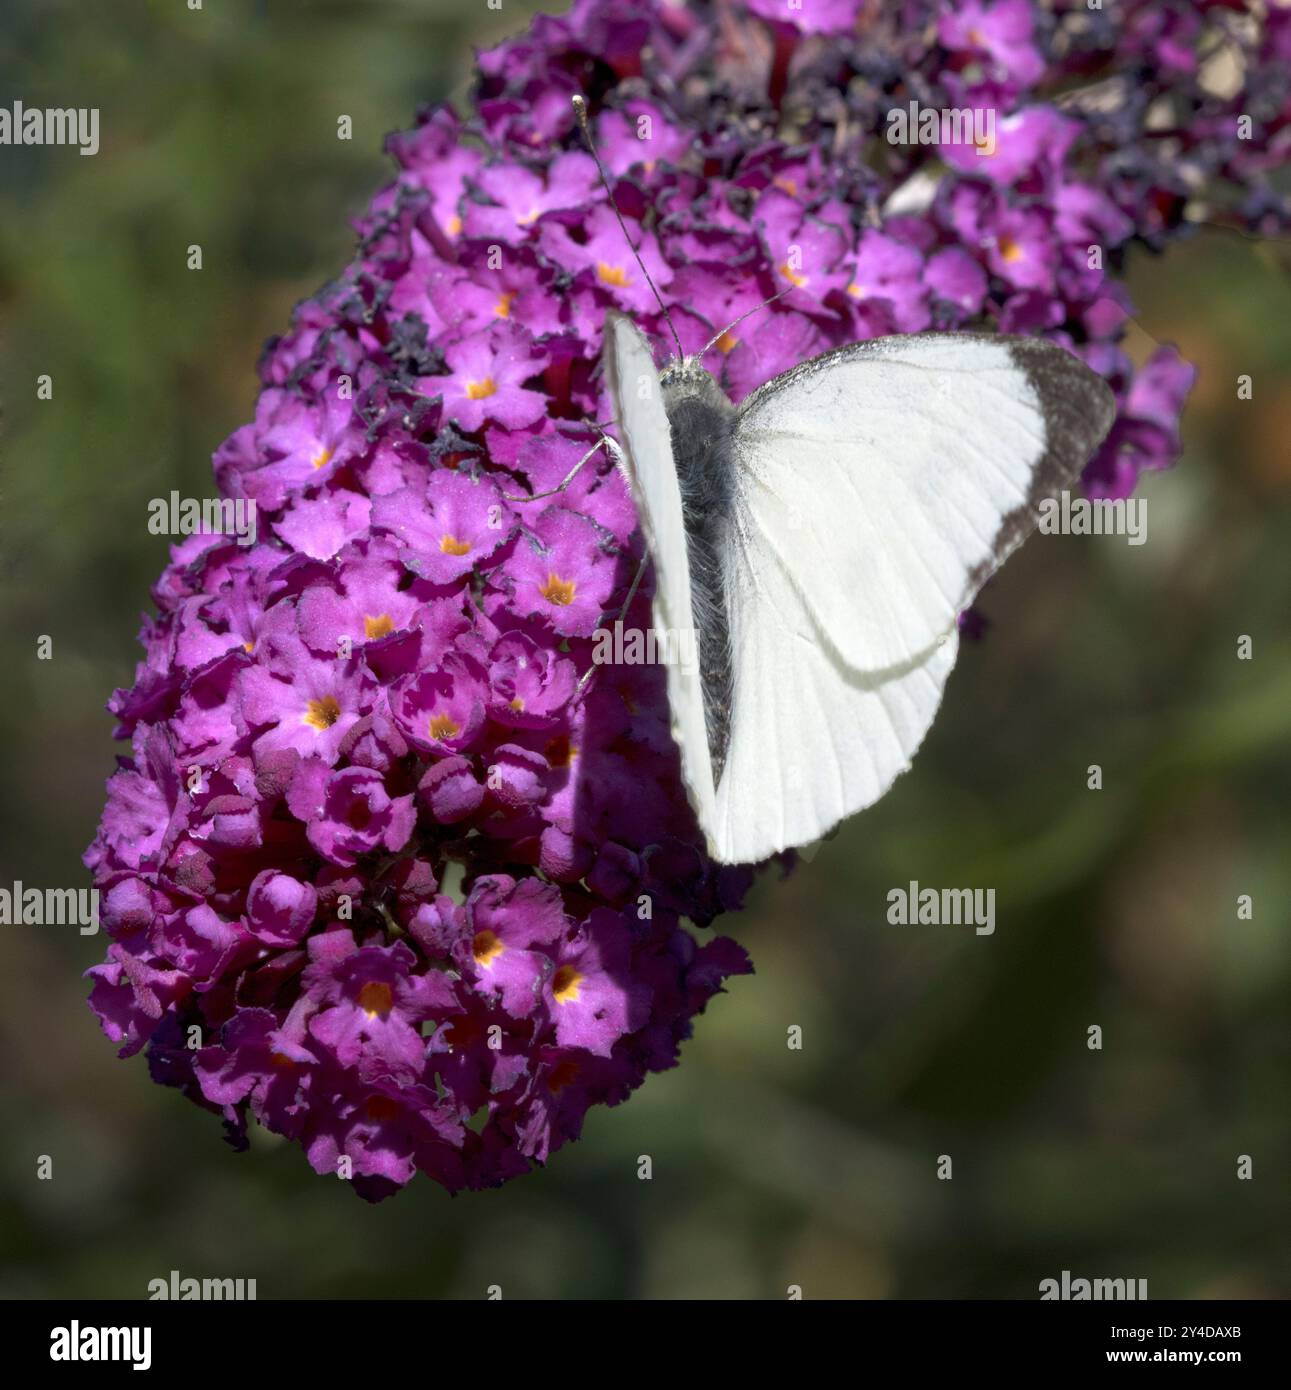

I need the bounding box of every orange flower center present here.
[357,980,394,1018]
[304,695,341,730]
[429,713,460,741]
[539,572,576,606]
[552,965,583,1004]
[472,930,505,967]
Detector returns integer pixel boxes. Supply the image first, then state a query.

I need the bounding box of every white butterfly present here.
[603,313,1115,865]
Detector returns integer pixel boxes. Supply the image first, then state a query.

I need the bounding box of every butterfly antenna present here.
[572,94,685,362]
[697,288,793,359]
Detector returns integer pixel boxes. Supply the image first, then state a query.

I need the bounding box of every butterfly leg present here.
[613,549,650,623]
[575,549,652,699]
[501,426,615,503]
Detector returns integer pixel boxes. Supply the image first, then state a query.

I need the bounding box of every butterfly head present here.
[658,355,715,389]
[658,354,733,422]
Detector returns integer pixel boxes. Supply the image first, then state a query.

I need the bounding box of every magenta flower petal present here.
[371,470,512,583]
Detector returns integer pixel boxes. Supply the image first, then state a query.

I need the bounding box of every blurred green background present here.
[2,0,1289,1300]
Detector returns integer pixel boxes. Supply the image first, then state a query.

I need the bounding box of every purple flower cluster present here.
[86,0,1289,1198]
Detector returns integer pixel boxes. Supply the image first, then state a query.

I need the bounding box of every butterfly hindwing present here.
[712,513,960,863]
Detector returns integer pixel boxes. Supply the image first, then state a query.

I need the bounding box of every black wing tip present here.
[961,336,1121,596]
[1003,335,1118,451]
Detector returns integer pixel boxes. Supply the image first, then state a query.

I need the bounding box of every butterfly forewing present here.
[604,313,719,845]
[729,334,1116,674]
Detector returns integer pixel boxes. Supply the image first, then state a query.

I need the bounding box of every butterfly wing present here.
[603,312,718,840]
[731,333,1116,672]
[712,531,960,863]
[708,333,1115,863]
